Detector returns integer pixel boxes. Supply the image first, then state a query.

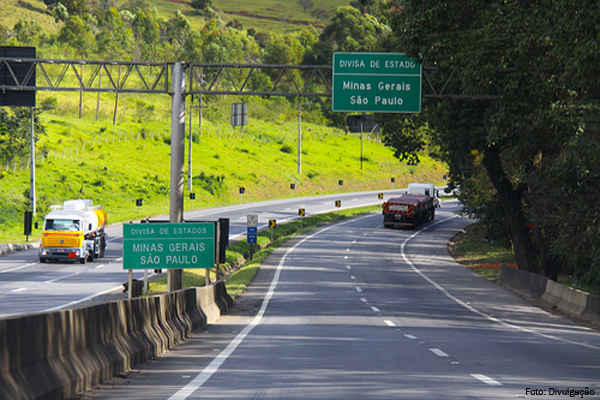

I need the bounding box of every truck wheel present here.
[80,256,86,264]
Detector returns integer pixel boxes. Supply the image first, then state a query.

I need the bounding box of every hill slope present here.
[1,104,444,243]
[1,0,348,34]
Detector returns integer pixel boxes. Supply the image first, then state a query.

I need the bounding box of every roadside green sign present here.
[332,52,422,113]
[123,222,215,269]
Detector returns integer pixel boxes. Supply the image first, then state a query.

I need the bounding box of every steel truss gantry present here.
[0,57,498,100]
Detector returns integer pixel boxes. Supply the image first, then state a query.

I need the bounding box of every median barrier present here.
[0,242,39,256]
[0,281,232,400]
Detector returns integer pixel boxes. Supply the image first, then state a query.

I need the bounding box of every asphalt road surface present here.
[0,190,392,317]
[80,200,600,400]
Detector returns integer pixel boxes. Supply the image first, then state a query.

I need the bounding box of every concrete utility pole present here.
[168,62,186,292]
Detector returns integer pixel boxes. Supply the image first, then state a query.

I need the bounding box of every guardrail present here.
[0,281,232,400]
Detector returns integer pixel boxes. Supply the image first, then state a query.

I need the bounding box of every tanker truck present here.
[39,199,108,264]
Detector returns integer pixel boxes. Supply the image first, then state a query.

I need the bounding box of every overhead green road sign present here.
[332,52,422,113]
[123,222,215,269]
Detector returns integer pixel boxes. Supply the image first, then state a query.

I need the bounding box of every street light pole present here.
[168,61,186,292]
[30,107,36,216]
[297,103,302,174]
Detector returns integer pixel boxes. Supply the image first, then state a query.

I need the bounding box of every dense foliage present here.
[383,0,600,289]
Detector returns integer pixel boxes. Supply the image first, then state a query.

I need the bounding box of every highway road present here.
[80,201,600,400]
[0,189,397,317]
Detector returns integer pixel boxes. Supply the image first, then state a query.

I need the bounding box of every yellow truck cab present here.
[39,199,107,264]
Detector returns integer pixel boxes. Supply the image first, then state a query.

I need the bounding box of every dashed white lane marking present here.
[355,286,362,293]
[168,215,374,400]
[471,374,502,386]
[384,320,395,327]
[360,298,368,303]
[350,275,356,280]
[370,306,380,312]
[429,348,449,357]
[346,265,351,269]
[404,334,418,340]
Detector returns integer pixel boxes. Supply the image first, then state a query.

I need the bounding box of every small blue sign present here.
[247,226,257,234]
[247,233,257,244]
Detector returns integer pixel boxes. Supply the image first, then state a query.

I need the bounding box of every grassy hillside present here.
[0,0,62,34]
[130,0,347,32]
[0,91,445,243]
[1,0,348,35]
[0,0,445,245]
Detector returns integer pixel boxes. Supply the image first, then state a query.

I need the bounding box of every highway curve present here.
[79,200,600,400]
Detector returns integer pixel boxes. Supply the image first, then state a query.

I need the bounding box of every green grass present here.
[0,0,62,34]
[451,223,600,296]
[450,223,516,281]
[0,91,445,243]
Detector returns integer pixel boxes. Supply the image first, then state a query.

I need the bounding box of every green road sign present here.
[332,52,422,113]
[123,222,215,269]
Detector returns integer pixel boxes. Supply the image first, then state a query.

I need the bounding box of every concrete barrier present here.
[0,242,39,256]
[497,264,600,325]
[0,281,232,400]
[583,293,600,322]
[542,279,589,316]
[496,264,548,299]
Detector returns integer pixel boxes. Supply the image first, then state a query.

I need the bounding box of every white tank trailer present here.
[39,199,108,263]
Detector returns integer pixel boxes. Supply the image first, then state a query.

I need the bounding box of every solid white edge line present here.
[400,216,600,351]
[168,215,373,400]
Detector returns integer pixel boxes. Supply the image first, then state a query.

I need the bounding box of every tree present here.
[58,0,88,15]
[310,8,328,23]
[95,8,134,59]
[51,2,69,23]
[385,0,600,281]
[0,108,46,167]
[131,9,161,61]
[13,18,44,46]
[297,0,314,13]
[57,15,95,57]
[304,6,389,65]
[263,33,305,65]
[165,10,192,48]
[191,0,212,12]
